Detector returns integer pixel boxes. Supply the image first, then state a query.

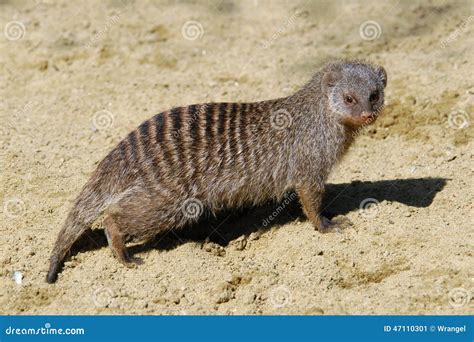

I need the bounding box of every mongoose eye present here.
[344,95,355,105]
[369,91,379,103]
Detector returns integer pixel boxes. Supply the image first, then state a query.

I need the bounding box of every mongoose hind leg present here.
[104,213,143,266]
[296,186,334,233]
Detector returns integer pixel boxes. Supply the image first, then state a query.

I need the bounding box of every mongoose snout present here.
[46,59,387,283]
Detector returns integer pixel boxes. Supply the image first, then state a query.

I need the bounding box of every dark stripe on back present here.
[228,103,239,165]
[154,114,164,144]
[217,103,229,175]
[244,103,258,171]
[188,104,200,178]
[206,103,215,140]
[170,107,185,169]
[202,103,216,174]
[240,102,248,143]
[188,104,199,145]
[126,130,138,163]
[217,103,227,136]
[154,112,173,169]
[138,119,160,171]
[171,107,182,136]
[134,122,158,187]
[138,120,150,153]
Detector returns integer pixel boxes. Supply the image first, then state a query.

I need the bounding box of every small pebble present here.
[11,271,23,285]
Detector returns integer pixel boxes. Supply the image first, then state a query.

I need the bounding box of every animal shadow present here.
[72,177,446,257]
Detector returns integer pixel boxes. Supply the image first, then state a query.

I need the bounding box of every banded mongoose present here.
[47,60,387,283]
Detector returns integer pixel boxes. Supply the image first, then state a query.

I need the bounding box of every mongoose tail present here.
[46,180,104,283]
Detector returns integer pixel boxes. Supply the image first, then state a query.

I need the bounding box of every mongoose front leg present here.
[296,186,332,233]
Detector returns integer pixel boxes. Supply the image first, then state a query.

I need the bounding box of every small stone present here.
[11,271,23,285]
[445,155,456,162]
[233,237,247,251]
[249,231,262,240]
[203,241,226,257]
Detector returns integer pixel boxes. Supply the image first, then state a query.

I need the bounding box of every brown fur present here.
[46,60,387,283]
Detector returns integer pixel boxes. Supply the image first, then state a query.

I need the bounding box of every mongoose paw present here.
[316,216,335,233]
[123,255,144,268]
[131,256,144,265]
[317,215,353,233]
[115,251,143,268]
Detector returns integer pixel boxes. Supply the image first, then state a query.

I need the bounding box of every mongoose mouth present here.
[341,112,377,127]
[360,112,377,125]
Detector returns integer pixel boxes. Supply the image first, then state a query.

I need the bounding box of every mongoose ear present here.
[321,69,340,93]
[376,66,387,88]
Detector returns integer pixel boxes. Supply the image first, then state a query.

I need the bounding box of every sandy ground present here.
[1,0,473,315]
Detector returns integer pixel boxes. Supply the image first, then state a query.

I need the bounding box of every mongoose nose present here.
[360,112,374,120]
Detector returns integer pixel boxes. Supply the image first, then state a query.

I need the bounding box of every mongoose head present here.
[322,61,387,127]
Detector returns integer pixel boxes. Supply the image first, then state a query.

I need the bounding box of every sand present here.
[0,0,473,315]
